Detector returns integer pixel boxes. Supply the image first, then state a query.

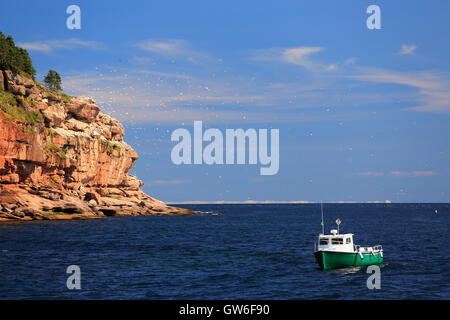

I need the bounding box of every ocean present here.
[0,203,448,299]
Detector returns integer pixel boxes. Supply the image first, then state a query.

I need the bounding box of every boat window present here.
[319,238,329,245]
[346,238,351,244]
[332,238,343,245]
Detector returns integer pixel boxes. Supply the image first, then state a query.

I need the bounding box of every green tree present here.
[44,70,62,91]
[0,31,36,79]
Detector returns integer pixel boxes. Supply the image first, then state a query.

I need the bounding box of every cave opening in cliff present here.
[99,209,117,217]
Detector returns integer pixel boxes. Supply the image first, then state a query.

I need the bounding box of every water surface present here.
[0,203,448,299]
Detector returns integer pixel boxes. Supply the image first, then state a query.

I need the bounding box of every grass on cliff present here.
[46,127,58,137]
[101,140,121,157]
[46,87,73,103]
[35,82,73,102]
[0,90,43,126]
[48,176,60,186]
[46,141,67,160]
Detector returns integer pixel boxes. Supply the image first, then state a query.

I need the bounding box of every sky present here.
[1,0,449,203]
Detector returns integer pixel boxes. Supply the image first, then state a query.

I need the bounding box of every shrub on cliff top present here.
[0,32,36,79]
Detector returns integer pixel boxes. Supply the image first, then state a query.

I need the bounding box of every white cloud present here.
[151,179,189,185]
[18,38,103,53]
[132,56,154,65]
[390,171,439,177]
[357,171,438,177]
[413,171,437,176]
[63,70,264,108]
[62,69,308,124]
[343,68,450,113]
[63,65,372,125]
[326,64,338,71]
[282,47,323,69]
[345,57,356,65]
[135,38,207,61]
[251,46,324,70]
[59,40,449,125]
[399,44,417,55]
[390,171,411,177]
[250,46,345,73]
[357,172,384,177]
[250,45,450,113]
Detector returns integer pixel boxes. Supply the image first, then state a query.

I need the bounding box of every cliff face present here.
[0,70,192,221]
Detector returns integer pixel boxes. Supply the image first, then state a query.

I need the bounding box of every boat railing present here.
[354,244,383,253]
[372,245,383,252]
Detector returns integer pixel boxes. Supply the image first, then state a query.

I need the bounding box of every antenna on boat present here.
[320,200,324,234]
[336,218,341,234]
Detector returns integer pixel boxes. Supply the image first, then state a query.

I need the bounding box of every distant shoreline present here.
[168,201,448,205]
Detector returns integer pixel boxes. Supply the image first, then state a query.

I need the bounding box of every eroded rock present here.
[66,97,100,123]
[42,103,67,127]
[0,70,195,221]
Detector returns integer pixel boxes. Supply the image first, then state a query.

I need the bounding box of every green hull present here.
[314,250,383,270]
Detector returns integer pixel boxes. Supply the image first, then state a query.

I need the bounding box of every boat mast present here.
[321,200,324,234]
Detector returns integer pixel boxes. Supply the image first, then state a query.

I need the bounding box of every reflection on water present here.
[327,266,362,275]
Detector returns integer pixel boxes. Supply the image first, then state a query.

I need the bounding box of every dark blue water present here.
[0,203,448,299]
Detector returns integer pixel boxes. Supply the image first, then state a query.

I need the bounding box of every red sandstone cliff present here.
[0,70,193,221]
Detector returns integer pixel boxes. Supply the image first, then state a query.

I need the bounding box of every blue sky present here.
[1,1,449,202]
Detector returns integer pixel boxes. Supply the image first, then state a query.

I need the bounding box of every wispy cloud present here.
[251,45,450,114]
[399,44,417,55]
[390,171,439,177]
[282,47,323,69]
[357,171,384,177]
[62,69,296,124]
[413,171,437,176]
[345,57,356,65]
[357,171,438,177]
[63,67,365,124]
[63,69,263,110]
[135,38,208,62]
[151,179,189,186]
[18,38,103,53]
[390,171,411,177]
[250,46,330,71]
[326,64,338,71]
[343,68,450,113]
[60,40,450,124]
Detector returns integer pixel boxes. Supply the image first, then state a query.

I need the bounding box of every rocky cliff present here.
[0,70,193,221]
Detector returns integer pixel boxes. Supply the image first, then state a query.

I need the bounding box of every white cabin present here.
[315,230,355,253]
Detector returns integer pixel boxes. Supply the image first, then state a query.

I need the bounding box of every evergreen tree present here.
[0,31,36,79]
[44,70,62,91]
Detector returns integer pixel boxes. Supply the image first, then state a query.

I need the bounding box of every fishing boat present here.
[313,203,383,270]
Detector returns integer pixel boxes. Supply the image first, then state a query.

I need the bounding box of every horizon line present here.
[167,200,397,204]
[167,200,449,204]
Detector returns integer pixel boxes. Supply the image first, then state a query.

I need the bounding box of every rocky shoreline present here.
[0,70,194,221]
